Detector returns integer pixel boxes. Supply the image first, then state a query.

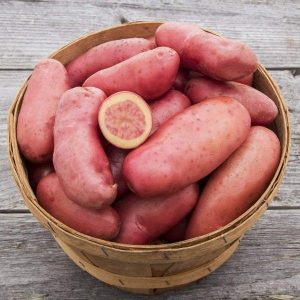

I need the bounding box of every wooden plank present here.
[1,69,299,210]
[0,210,299,299]
[0,0,299,69]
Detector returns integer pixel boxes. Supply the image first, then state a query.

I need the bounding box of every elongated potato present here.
[53,87,117,208]
[185,77,278,125]
[17,59,70,162]
[107,90,191,197]
[123,97,251,198]
[156,22,258,81]
[186,126,281,239]
[114,184,199,245]
[27,161,54,191]
[83,47,180,100]
[66,38,155,87]
[37,173,120,240]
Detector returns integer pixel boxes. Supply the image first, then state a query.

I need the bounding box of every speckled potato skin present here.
[186,126,281,239]
[66,38,155,87]
[155,22,258,81]
[123,96,251,198]
[53,87,117,209]
[37,173,120,240]
[114,184,199,245]
[17,59,70,163]
[83,47,180,100]
[185,77,278,125]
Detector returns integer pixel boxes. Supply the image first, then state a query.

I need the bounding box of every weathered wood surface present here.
[0,0,299,69]
[1,0,300,299]
[0,210,299,299]
[1,70,299,210]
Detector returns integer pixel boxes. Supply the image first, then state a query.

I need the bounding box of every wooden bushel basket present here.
[8,22,290,295]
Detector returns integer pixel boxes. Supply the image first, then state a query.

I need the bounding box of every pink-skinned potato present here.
[186,126,281,239]
[114,184,199,245]
[155,22,258,81]
[17,59,70,163]
[66,38,155,87]
[235,73,253,86]
[185,77,278,125]
[123,96,251,198]
[83,47,180,100]
[27,161,54,191]
[53,87,117,209]
[37,173,120,240]
[106,90,191,197]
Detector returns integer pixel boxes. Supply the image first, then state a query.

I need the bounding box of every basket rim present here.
[7,21,291,252]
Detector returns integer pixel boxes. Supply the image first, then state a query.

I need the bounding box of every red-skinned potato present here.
[37,173,120,240]
[150,90,191,134]
[185,77,278,125]
[114,184,199,245]
[155,22,258,81]
[123,96,251,198]
[17,59,70,163]
[186,126,281,239]
[83,47,180,100]
[106,90,191,197]
[27,161,54,191]
[146,36,157,48]
[53,87,117,209]
[66,38,155,87]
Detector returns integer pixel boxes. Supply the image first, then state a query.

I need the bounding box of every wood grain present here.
[0,210,299,299]
[1,70,299,210]
[0,0,299,69]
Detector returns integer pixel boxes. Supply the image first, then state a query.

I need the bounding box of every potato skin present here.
[114,184,199,245]
[106,90,191,198]
[186,126,281,239]
[185,77,278,125]
[163,216,189,243]
[123,96,251,198]
[17,59,70,163]
[150,90,191,134]
[53,87,117,209]
[235,73,253,86]
[37,173,120,240]
[66,38,155,87]
[155,22,258,81]
[83,47,180,100]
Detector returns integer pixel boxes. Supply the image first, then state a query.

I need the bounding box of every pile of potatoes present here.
[17,22,281,245]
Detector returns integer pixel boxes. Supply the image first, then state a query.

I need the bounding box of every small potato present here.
[83,47,180,100]
[66,38,155,87]
[123,96,251,198]
[37,173,120,240]
[106,90,191,197]
[17,59,70,163]
[186,126,281,239]
[27,161,54,191]
[53,87,117,209]
[156,22,258,81]
[185,77,278,125]
[114,184,199,245]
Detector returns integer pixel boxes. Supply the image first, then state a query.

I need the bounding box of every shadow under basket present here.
[8,21,291,295]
